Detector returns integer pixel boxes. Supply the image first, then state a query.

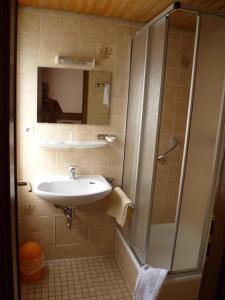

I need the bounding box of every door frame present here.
[0,0,19,299]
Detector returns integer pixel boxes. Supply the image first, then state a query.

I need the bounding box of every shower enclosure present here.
[122,2,225,274]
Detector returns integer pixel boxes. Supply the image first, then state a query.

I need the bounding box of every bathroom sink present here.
[33,175,112,207]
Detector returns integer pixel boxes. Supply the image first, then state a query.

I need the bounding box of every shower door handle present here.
[157,138,178,161]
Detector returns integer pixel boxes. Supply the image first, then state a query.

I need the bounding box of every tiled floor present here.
[21,256,132,300]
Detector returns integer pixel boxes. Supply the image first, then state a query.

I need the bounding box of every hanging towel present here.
[134,265,168,300]
[103,83,110,107]
[107,187,133,227]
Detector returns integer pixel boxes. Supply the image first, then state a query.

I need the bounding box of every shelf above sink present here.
[37,140,108,149]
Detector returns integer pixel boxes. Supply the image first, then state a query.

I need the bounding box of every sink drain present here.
[89,181,96,184]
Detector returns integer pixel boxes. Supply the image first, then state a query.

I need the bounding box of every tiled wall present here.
[152,27,195,224]
[17,5,139,259]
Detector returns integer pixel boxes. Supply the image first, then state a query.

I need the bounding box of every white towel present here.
[103,83,110,107]
[134,265,168,300]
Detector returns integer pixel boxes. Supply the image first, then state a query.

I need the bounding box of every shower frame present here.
[122,1,225,275]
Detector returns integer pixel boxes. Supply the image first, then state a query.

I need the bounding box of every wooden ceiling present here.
[18,0,225,23]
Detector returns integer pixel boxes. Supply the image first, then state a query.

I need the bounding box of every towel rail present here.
[105,177,135,208]
[106,177,117,189]
[17,181,32,192]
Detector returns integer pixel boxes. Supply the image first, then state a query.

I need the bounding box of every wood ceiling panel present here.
[17,0,225,22]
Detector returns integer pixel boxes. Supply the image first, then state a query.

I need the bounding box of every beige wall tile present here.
[75,149,91,166]
[156,164,169,181]
[38,54,56,66]
[98,23,117,42]
[165,67,178,86]
[55,128,75,141]
[20,215,54,232]
[176,86,190,103]
[79,18,101,40]
[17,54,38,74]
[17,72,37,94]
[21,231,54,247]
[111,76,129,98]
[87,242,105,256]
[116,25,133,43]
[73,132,92,141]
[164,85,176,103]
[169,166,181,181]
[161,102,175,118]
[40,34,59,55]
[89,212,105,242]
[32,200,60,216]
[167,32,181,51]
[174,119,187,135]
[90,167,108,176]
[55,214,89,245]
[160,118,173,134]
[178,68,192,87]
[57,149,75,166]
[18,12,40,33]
[107,166,123,186]
[180,35,195,53]
[92,148,107,166]
[59,37,78,56]
[45,244,88,259]
[107,147,124,166]
[175,102,188,120]
[88,241,115,256]
[110,97,128,115]
[78,38,97,59]
[34,147,56,166]
[18,33,40,54]
[110,114,126,133]
[60,17,79,37]
[41,15,59,35]
[167,180,180,198]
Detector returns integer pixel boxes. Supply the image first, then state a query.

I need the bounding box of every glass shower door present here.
[172,14,225,271]
[131,17,169,263]
[122,25,149,243]
[147,11,197,269]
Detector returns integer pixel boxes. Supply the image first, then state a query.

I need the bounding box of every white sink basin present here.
[33,175,112,207]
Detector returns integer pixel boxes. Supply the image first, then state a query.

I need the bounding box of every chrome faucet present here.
[68,166,77,180]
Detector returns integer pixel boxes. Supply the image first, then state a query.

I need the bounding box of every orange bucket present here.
[19,242,45,283]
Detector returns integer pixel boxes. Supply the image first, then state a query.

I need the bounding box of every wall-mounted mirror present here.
[37,67,112,125]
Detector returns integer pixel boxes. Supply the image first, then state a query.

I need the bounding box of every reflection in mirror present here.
[37,67,112,125]
[147,10,197,269]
